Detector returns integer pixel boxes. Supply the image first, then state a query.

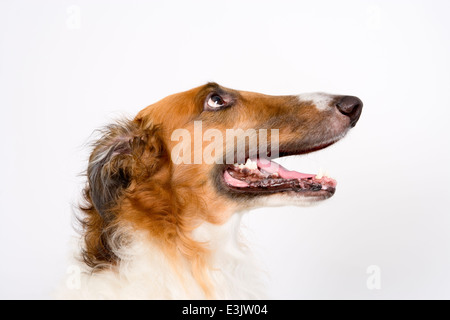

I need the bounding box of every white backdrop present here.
[1,0,449,299]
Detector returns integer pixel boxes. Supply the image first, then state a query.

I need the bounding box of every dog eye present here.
[206,95,226,109]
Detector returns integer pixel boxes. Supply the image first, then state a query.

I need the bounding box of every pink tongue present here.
[257,158,316,180]
[224,170,250,187]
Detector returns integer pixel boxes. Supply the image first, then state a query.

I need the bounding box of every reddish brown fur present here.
[78,83,350,296]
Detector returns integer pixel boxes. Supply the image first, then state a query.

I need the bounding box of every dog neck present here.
[190,212,266,299]
[192,212,243,250]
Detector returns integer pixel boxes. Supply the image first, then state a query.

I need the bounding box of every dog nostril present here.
[336,96,363,127]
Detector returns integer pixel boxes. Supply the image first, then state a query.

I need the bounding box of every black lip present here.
[277,140,338,158]
[225,182,336,197]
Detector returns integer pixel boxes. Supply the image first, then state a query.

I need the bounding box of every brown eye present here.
[207,94,225,109]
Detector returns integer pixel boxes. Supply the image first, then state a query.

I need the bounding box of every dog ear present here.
[86,120,164,219]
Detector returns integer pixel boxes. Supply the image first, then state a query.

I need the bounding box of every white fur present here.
[58,213,266,300]
[251,192,324,209]
[297,92,335,111]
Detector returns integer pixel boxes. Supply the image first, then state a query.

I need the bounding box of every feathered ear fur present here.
[87,120,164,219]
[80,119,166,268]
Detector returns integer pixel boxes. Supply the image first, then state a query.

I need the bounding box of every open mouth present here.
[222,157,337,197]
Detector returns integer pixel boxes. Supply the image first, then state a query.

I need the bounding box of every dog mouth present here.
[219,137,341,199]
[223,157,336,197]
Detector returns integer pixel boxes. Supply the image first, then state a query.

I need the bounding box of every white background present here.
[1,0,449,299]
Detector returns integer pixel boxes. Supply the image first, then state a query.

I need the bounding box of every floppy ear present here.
[86,120,164,219]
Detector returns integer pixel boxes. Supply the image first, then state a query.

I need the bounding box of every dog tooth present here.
[245,159,258,170]
[315,168,324,179]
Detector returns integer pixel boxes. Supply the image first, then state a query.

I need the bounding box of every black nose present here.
[336,96,363,127]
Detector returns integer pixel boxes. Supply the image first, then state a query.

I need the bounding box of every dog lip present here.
[224,180,336,198]
[277,139,340,158]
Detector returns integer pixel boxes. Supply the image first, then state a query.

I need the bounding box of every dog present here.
[61,82,362,299]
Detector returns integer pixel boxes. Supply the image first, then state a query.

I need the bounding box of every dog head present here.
[81,82,362,270]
